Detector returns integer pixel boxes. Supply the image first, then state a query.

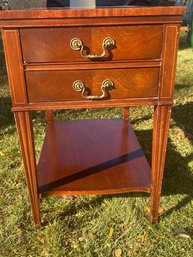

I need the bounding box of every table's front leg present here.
[14,111,41,228]
[150,105,171,224]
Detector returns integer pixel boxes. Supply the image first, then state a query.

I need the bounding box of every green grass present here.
[0,33,193,257]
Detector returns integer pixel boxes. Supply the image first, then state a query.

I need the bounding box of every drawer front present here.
[20,25,163,63]
[26,68,159,102]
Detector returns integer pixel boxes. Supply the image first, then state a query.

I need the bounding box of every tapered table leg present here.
[150,105,171,224]
[14,111,41,228]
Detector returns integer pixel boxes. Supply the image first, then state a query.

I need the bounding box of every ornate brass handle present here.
[72,79,115,100]
[70,37,116,59]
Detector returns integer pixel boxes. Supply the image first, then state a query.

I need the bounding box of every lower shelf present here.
[37,119,151,196]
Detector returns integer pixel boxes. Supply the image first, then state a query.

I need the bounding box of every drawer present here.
[20,25,163,64]
[26,68,159,102]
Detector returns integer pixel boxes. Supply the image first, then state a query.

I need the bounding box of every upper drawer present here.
[20,25,163,64]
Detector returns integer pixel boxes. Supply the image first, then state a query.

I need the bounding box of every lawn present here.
[0,33,193,257]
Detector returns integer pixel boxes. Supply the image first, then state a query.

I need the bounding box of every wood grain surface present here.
[20,25,162,63]
[25,67,159,102]
[37,119,151,195]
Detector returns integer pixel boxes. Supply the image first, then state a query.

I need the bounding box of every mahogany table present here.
[0,2,184,228]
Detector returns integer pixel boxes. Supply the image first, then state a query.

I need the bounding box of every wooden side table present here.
[0,4,184,228]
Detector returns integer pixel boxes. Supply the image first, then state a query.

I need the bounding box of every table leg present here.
[150,105,171,224]
[123,107,129,120]
[45,110,54,123]
[14,111,41,228]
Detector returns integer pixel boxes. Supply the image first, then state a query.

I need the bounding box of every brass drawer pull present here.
[72,79,115,100]
[70,37,116,59]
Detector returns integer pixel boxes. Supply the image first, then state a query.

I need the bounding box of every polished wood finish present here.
[45,110,54,123]
[14,111,41,228]
[160,25,180,101]
[20,25,162,63]
[26,68,159,102]
[151,105,171,224]
[38,119,151,196]
[0,6,184,227]
[123,107,129,120]
[0,7,184,21]
[2,29,27,106]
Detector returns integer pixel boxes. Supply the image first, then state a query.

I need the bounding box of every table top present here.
[0,6,184,22]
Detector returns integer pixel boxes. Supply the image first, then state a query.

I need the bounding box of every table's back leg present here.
[150,105,171,224]
[123,107,129,121]
[14,111,41,228]
[45,110,54,123]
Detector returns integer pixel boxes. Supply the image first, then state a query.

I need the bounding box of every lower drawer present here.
[25,68,159,102]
